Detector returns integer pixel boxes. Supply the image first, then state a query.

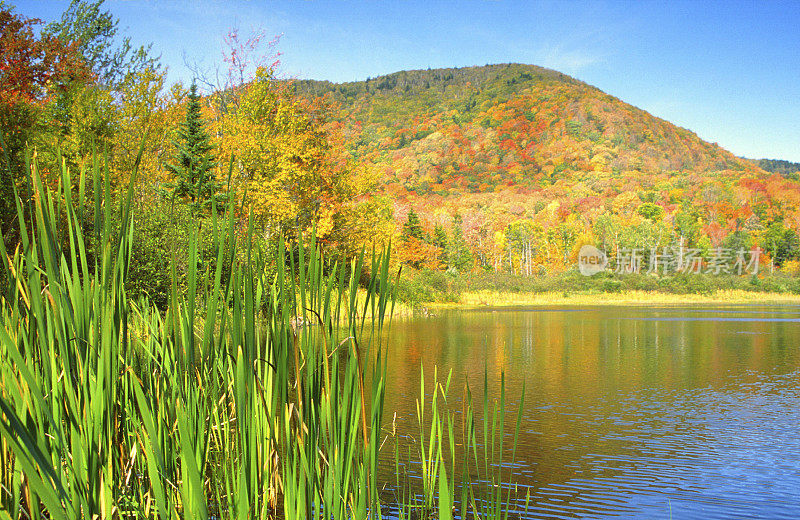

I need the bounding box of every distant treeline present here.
[757,158,800,178]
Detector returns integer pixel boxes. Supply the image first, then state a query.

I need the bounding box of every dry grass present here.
[428,289,800,309]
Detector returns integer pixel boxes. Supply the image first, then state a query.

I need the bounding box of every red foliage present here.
[0,8,89,107]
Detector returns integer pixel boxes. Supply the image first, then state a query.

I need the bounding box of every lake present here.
[379,305,800,519]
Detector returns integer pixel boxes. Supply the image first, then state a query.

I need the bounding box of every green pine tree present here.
[433,223,449,266]
[165,82,223,212]
[402,208,426,242]
[447,214,473,271]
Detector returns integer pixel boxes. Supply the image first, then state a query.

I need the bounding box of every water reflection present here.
[379,305,800,519]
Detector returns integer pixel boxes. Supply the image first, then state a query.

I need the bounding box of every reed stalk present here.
[0,152,525,520]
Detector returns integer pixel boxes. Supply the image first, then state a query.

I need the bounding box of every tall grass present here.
[0,154,525,519]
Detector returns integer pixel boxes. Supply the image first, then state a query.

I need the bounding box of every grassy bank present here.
[397,268,800,309]
[428,289,800,309]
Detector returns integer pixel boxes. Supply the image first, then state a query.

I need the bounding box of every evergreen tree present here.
[762,220,800,266]
[165,82,222,212]
[447,214,473,271]
[402,208,426,241]
[433,223,448,265]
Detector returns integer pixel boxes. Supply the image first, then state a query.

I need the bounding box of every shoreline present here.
[421,289,800,310]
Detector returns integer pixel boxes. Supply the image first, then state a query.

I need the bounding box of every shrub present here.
[602,278,623,293]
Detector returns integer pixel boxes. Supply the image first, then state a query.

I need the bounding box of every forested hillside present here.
[295,64,800,275]
[756,158,800,179]
[3,0,799,295]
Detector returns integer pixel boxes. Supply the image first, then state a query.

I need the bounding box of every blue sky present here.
[13,0,800,162]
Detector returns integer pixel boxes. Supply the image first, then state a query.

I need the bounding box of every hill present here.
[293,64,800,273]
[755,158,800,179]
[296,64,756,183]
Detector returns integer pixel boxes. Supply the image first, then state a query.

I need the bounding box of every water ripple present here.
[381,306,800,519]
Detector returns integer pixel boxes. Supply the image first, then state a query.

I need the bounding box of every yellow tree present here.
[111,67,171,188]
[35,67,171,196]
[218,67,388,254]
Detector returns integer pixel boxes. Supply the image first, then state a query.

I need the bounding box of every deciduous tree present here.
[0,6,88,232]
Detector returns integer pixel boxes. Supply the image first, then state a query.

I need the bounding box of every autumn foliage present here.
[295,64,800,273]
[3,1,800,294]
[0,9,89,107]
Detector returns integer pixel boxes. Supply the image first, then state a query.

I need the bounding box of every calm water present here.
[379,305,800,519]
